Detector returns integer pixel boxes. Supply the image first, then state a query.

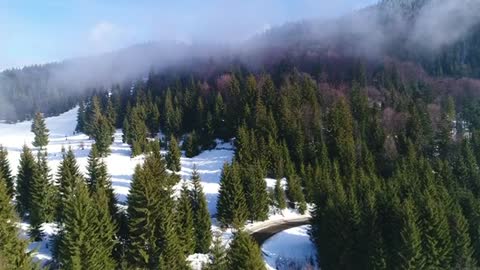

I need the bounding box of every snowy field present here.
[262,225,318,270]
[0,107,316,268]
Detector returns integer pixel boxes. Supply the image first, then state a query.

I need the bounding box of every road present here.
[247,216,311,245]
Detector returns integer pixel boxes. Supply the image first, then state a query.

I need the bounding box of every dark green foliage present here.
[29,151,57,241]
[240,163,269,221]
[55,179,116,270]
[183,131,200,158]
[0,179,35,269]
[86,145,118,219]
[126,151,185,269]
[31,112,49,148]
[205,234,228,270]
[0,146,14,198]
[176,182,195,256]
[217,163,248,228]
[274,179,286,210]
[55,148,83,221]
[166,135,181,172]
[226,231,266,270]
[190,168,212,253]
[16,145,36,217]
[76,101,86,132]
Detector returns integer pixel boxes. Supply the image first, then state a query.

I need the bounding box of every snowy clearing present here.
[0,107,315,267]
[262,225,318,270]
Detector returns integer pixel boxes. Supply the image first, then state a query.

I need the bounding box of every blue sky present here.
[0,0,378,70]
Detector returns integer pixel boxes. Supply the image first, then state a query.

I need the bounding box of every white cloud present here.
[89,21,118,43]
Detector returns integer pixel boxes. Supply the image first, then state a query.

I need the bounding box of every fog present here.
[1,0,480,121]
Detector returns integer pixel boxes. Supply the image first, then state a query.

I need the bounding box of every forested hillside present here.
[2,0,480,269]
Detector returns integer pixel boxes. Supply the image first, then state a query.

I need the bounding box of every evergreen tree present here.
[56,148,83,221]
[91,183,118,270]
[30,151,56,241]
[55,179,115,270]
[241,163,269,221]
[205,234,228,270]
[166,135,181,172]
[126,152,185,269]
[86,145,118,219]
[398,198,426,270]
[183,131,200,158]
[16,145,36,217]
[226,231,266,270]
[31,112,49,148]
[0,146,14,198]
[190,168,212,253]
[274,179,286,210]
[76,101,86,132]
[217,163,248,228]
[176,182,195,256]
[0,180,34,269]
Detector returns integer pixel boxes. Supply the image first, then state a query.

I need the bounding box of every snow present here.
[262,225,318,270]
[0,107,316,267]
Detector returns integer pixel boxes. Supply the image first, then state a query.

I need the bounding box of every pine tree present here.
[55,179,115,270]
[449,205,476,268]
[127,152,185,269]
[274,179,286,210]
[0,180,34,269]
[86,145,118,219]
[16,145,36,217]
[285,172,306,213]
[205,233,227,270]
[190,168,212,253]
[398,198,426,270]
[217,163,248,228]
[241,163,269,221]
[76,101,86,132]
[184,131,200,158]
[0,146,14,198]
[226,231,266,270]
[166,135,181,172]
[91,183,118,270]
[56,148,83,221]
[30,151,56,241]
[176,182,195,256]
[92,115,114,156]
[31,112,49,148]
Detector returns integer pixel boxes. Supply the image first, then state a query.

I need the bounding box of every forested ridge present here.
[2,0,480,268]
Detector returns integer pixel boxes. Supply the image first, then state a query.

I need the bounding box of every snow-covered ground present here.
[262,225,318,270]
[0,107,316,268]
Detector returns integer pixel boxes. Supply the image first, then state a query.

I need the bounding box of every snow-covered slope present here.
[0,107,235,264]
[0,107,315,268]
[262,225,318,270]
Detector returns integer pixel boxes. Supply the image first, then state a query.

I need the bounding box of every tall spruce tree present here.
[217,163,248,228]
[86,145,118,219]
[274,179,286,210]
[176,182,195,256]
[16,145,36,217]
[30,151,56,241]
[126,151,185,269]
[205,234,227,270]
[56,148,83,221]
[190,168,212,253]
[226,231,266,270]
[166,135,181,172]
[0,180,35,269]
[55,179,115,270]
[31,112,49,148]
[241,163,269,221]
[0,146,14,198]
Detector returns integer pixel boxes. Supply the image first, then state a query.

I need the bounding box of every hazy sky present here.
[0,0,378,70]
